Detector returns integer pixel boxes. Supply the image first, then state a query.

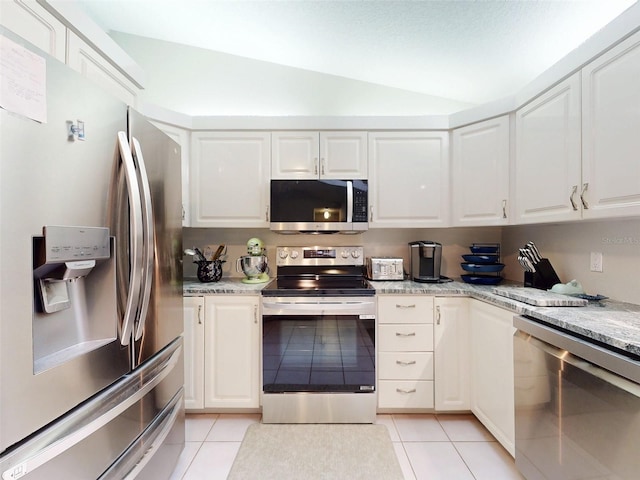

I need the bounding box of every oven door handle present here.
[262,299,374,315]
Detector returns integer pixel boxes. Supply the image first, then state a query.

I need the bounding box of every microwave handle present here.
[346,180,353,223]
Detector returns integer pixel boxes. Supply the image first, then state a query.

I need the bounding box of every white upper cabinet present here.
[190,131,270,228]
[581,30,640,219]
[514,73,582,224]
[271,131,367,179]
[452,116,510,226]
[368,131,449,228]
[66,32,140,106]
[1,0,66,61]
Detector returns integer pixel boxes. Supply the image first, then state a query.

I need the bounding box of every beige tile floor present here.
[170,413,524,480]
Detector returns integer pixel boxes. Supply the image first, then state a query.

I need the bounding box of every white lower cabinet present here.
[183,296,205,410]
[434,297,470,411]
[183,295,260,410]
[377,295,434,410]
[469,299,515,456]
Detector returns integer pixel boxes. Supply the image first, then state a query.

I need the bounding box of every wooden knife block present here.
[524,258,561,290]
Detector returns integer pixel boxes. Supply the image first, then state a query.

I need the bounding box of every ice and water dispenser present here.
[32,226,117,373]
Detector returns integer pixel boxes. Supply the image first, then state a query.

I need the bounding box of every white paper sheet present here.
[0,34,47,123]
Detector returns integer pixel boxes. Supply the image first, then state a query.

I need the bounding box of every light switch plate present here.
[590,252,603,272]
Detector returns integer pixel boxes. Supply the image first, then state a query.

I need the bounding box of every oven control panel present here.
[276,246,364,266]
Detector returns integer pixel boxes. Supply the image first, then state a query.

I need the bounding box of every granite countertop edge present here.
[183,278,640,357]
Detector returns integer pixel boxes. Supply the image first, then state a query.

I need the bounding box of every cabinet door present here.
[66,32,139,106]
[320,131,368,179]
[369,132,449,227]
[204,296,260,409]
[271,132,319,179]
[434,297,470,411]
[452,116,510,226]
[191,132,270,227]
[1,0,66,61]
[150,121,191,227]
[469,300,515,456]
[183,297,205,410]
[515,73,581,224]
[582,30,640,219]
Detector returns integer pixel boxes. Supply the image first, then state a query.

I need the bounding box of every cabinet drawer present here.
[378,324,433,351]
[378,380,434,409]
[378,352,434,380]
[378,295,434,324]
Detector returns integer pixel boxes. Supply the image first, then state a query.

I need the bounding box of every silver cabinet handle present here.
[396,332,416,337]
[396,388,417,394]
[197,305,202,325]
[265,205,270,222]
[396,304,416,309]
[502,199,507,219]
[321,158,325,176]
[314,158,318,175]
[436,305,441,325]
[254,305,258,324]
[369,205,373,222]
[580,182,589,209]
[396,360,417,366]
[570,185,578,210]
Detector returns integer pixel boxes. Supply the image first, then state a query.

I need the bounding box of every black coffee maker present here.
[409,241,442,283]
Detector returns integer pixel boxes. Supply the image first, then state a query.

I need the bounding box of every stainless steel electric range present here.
[261,246,377,423]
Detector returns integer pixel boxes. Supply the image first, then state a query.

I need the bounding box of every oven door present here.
[262,297,376,394]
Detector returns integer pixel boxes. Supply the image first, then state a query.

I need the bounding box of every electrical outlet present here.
[590,252,603,272]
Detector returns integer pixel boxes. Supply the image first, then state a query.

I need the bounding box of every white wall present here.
[110,32,473,116]
[501,219,640,304]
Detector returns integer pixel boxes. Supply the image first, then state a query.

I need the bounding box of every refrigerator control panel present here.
[42,225,111,263]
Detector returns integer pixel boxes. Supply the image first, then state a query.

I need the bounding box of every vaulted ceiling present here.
[73,0,636,105]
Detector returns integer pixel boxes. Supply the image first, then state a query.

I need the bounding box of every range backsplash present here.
[183,218,639,304]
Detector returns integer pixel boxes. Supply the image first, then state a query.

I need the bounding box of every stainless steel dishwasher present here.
[513,315,640,480]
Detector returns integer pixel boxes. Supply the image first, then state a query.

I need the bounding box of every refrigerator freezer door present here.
[0,338,184,480]
[0,27,130,452]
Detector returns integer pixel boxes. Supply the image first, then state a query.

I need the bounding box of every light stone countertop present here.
[183,277,640,357]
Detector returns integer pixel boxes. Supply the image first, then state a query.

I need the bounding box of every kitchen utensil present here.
[462,254,500,264]
[526,242,542,263]
[461,274,503,285]
[469,244,500,254]
[461,263,505,273]
[184,248,207,262]
[212,244,226,261]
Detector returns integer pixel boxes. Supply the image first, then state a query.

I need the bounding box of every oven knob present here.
[351,250,361,259]
[341,250,350,259]
[278,250,288,259]
[290,250,299,259]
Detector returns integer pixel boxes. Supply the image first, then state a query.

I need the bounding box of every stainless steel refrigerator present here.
[0,27,184,479]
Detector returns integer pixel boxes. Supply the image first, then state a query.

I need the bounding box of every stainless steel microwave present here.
[270,180,368,233]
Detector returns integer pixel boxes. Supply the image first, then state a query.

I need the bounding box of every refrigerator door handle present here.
[116,132,144,346]
[131,137,155,343]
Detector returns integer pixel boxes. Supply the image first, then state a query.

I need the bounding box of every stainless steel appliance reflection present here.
[0,27,183,480]
[261,246,377,423]
[514,315,640,480]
